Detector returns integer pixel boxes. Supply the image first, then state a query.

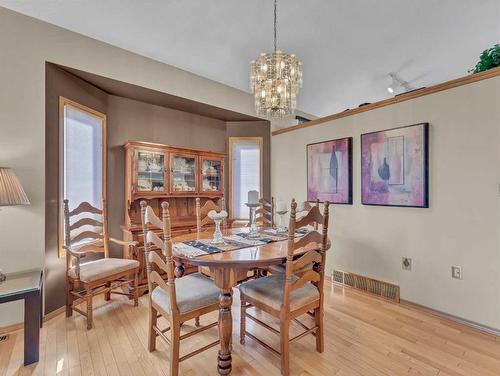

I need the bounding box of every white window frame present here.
[228,137,263,220]
[58,96,107,257]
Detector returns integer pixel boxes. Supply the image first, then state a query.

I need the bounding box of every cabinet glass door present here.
[136,151,166,192]
[201,158,223,192]
[171,154,197,192]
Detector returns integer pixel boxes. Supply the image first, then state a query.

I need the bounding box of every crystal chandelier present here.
[249,0,303,119]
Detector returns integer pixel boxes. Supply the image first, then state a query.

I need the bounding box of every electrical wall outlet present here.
[402,257,412,271]
[452,266,463,280]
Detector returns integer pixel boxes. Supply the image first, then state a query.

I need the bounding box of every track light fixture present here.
[387,72,412,94]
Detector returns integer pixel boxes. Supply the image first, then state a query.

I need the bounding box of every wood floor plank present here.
[2,283,500,375]
[55,316,69,376]
[43,318,57,376]
[0,331,15,376]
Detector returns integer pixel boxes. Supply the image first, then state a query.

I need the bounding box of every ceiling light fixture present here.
[249,0,303,119]
[387,72,412,95]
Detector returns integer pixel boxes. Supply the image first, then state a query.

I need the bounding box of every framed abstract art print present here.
[361,123,429,208]
[307,137,352,204]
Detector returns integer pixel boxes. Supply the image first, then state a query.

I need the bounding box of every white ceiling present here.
[2,0,499,117]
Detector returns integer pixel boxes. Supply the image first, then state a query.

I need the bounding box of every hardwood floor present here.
[1,283,500,376]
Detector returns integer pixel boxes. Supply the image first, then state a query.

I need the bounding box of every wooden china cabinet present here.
[122,141,226,293]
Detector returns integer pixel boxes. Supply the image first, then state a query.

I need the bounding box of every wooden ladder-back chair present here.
[64,199,139,330]
[196,197,226,278]
[141,201,221,376]
[250,197,275,227]
[267,198,321,275]
[195,197,225,234]
[239,198,330,376]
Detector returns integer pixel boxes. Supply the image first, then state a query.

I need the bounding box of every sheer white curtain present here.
[63,104,104,211]
[230,139,261,219]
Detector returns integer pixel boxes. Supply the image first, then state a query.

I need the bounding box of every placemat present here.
[173,228,309,258]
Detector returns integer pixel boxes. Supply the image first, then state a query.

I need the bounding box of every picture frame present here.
[307,137,353,204]
[361,123,429,208]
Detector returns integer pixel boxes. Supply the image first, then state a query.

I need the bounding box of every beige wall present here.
[0,7,259,326]
[272,76,500,329]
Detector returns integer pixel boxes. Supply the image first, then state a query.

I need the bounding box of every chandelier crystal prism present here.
[249,0,303,119]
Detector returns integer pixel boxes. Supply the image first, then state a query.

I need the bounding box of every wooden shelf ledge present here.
[272,66,500,136]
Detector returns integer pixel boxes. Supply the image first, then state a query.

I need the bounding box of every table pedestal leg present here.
[217,289,232,375]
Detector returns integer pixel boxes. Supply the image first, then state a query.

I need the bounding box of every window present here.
[229,137,263,220]
[59,97,106,254]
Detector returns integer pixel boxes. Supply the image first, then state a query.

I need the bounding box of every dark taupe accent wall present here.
[45,63,108,314]
[106,95,227,249]
[226,121,271,200]
[45,64,270,314]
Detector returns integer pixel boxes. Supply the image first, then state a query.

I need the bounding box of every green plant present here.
[470,44,500,73]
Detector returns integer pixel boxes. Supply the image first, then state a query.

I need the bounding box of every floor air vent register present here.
[332,269,400,302]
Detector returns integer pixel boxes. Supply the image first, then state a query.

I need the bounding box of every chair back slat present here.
[296,199,320,230]
[200,199,224,216]
[148,270,167,292]
[296,201,312,213]
[283,198,330,311]
[200,216,213,227]
[69,217,103,232]
[70,230,103,244]
[144,206,164,230]
[296,198,320,213]
[148,251,170,274]
[68,201,102,217]
[196,197,225,234]
[260,197,272,208]
[146,231,165,254]
[292,231,323,252]
[255,207,272,225]
[291,270,321,291]
[254,197,275,227]
[73,242,105,253]
[255,207,271,216]
[141,200,179,314]
[292,249,322,272]
[295,206,323,230]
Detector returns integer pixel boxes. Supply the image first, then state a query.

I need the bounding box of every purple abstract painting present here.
[361,123,429,207]
[307,137,352,204]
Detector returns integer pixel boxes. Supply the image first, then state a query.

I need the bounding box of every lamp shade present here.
[0,167,30,206]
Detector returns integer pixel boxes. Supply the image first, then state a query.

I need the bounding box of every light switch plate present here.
[402,257,412,271]
[452,266,463,280]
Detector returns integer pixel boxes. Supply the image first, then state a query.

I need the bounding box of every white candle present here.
[248,190,259,204]
[276,200,287,212]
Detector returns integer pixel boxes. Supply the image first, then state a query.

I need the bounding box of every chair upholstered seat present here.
[151,273,220,314]
[239,274,319,311]
[68,258,139,283]
[268,263,312,274]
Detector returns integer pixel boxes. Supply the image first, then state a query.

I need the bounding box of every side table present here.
[0,269,43,365]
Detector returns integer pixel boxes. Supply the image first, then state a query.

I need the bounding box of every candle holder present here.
[276,210,288,233]
[208,210,228,245]
[245,202,260,239]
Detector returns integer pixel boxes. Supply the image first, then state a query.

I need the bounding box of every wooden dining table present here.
[172,227,302,375]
